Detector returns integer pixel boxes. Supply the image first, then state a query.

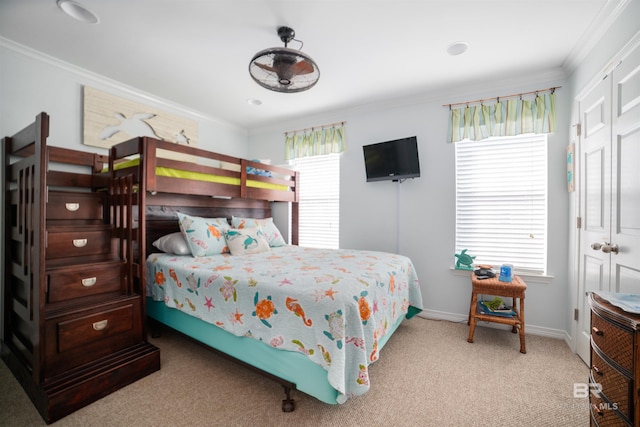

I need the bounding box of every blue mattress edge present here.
[146,298,412,404]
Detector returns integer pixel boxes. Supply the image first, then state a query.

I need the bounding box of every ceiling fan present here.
[248,26,320,93]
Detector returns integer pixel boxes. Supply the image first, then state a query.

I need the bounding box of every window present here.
[455,134,548,274]
[289,153,340,249]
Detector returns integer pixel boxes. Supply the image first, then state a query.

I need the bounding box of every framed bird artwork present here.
[83,86,198,160]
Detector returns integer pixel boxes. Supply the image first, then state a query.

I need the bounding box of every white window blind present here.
[290,153,340,249]
[455,134,548,274]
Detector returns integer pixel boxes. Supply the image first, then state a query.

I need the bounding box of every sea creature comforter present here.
[146,245,423,402]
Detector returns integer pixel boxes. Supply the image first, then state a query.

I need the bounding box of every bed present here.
[107,136,423,410]
[108,135,300,255]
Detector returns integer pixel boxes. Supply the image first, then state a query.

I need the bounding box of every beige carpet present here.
[1,317,590,426]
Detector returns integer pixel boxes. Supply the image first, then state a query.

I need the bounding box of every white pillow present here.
[152,232,190,255]
[225,227,271,255]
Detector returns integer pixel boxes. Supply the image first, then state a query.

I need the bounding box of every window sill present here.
[449,267,554,284]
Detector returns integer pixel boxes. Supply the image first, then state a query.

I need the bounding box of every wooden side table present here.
[467,273,527,353]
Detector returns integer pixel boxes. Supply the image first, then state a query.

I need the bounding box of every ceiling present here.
[0,0,616,131]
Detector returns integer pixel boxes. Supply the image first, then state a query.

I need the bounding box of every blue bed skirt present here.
[147,298,415,404]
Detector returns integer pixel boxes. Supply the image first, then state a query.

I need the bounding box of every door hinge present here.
[602,59,623,80]
[576,123,581,137]
[576,216,582,229]
[574,308,579,321]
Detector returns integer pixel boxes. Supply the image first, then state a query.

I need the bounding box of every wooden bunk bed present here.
[1,113,160,424]
[107,136,300,265]
[107,136,310,409]
[107,135,424,411]
[2,112,423,420]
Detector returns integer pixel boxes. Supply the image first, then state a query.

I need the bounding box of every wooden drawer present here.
[46,227,111,259]
[591,349,632,420]
[57,304,133,353]
[47,261,123,303]
[591,312,634,372]
[47,191,105,221]
[44,297,143,377]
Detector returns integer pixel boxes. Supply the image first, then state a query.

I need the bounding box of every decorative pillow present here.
[225,227,271,256]
[247,159,273,177]
[152,232,191,255]
[231,216,286,247]
[194,216,230,231]
[177,212,229,257]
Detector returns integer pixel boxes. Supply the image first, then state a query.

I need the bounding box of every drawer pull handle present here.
[591,365,603,376]
[73,239,88,248]
[591,327,603,336]
[93,320,108,331]
[65,203,80,211]
[81,277,97,287]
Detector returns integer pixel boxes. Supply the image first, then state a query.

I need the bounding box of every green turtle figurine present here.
[455,249,475,270]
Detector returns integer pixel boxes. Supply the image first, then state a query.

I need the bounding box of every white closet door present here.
[611,43,640,294]
[576,72,611,364]
[575,41,640,365]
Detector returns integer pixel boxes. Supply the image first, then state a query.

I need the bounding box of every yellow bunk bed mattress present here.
[109,158,288,191]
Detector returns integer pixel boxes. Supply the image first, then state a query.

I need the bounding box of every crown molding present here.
[573,29,640,101]
[0,36,246,134]
[562,0,631,74]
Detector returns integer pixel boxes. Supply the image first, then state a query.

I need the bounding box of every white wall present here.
[248,71,571,338]
[0,40,248,156]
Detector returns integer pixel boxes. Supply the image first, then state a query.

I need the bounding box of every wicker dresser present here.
[589,293,640,426]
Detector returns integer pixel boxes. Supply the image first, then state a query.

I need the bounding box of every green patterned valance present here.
[448,90,557,142]
[285,123,346,160]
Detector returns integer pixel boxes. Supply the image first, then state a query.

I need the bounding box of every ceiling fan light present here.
[248,28,320,93]
[249,48,320,93]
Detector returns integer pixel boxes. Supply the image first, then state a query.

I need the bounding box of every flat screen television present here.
[363,136,420,182]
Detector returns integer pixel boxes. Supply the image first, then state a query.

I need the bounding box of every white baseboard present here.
[417,309,568,341]
[416,308,468,324]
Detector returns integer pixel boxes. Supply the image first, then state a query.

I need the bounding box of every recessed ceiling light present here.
[447,41,469,56]
[57,0,100,24]
[247,99,262,106]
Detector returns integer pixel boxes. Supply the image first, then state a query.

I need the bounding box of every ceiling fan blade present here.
[290,59,314,76]
[254,62,278,73]
[254,62,280,74]
[249,34,320,92]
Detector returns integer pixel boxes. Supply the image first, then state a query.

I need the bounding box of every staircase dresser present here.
[589,292,640,427]
[1,113,160,423]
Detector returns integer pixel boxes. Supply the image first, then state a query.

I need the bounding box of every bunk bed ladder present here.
[1,112,49,384]
[110,174,137,296]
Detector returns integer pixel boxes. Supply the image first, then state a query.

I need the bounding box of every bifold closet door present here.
[576,41,640,365]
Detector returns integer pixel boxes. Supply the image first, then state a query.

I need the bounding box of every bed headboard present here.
[143,193,273,258]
